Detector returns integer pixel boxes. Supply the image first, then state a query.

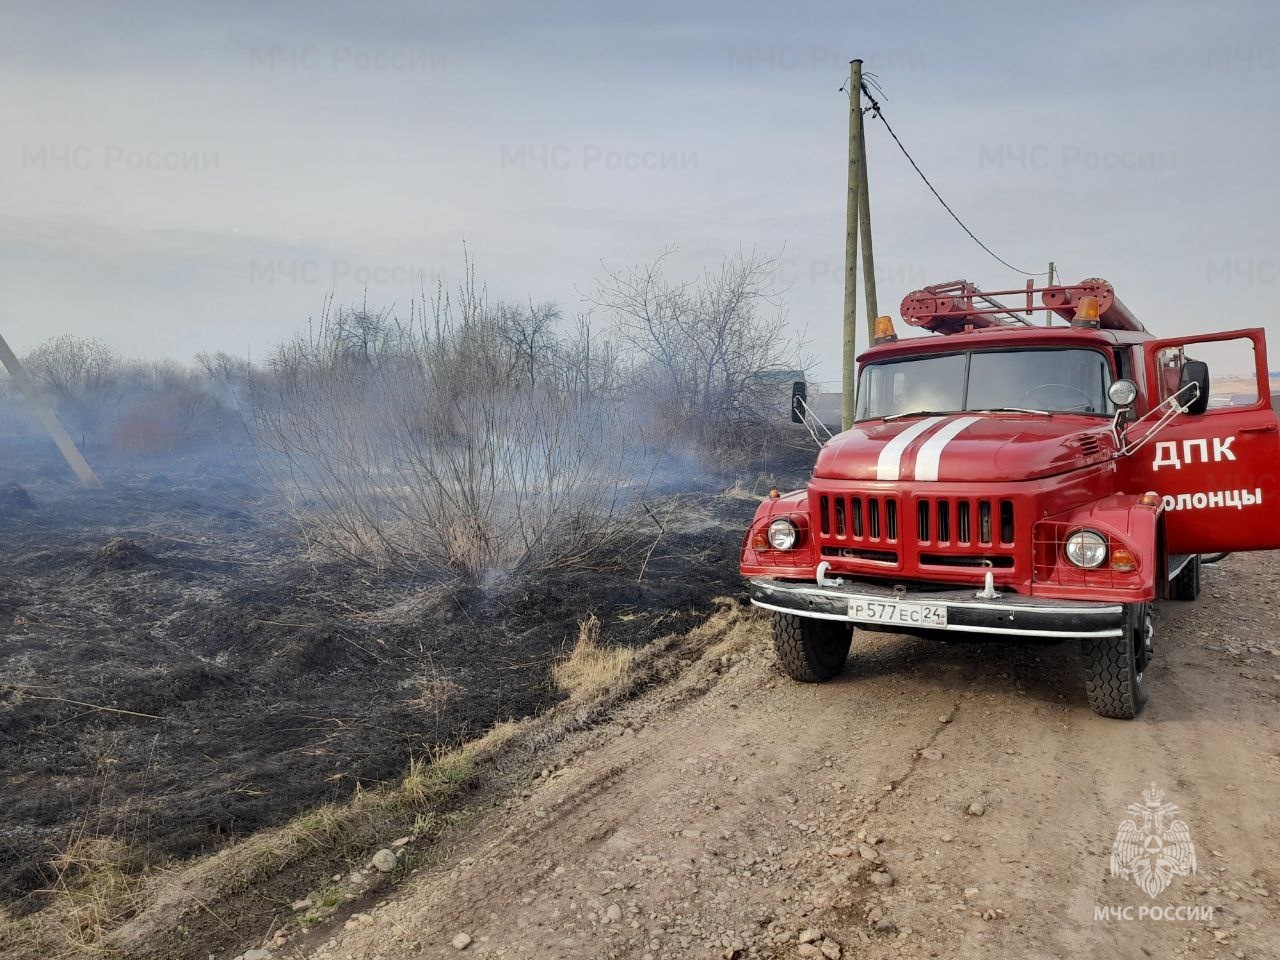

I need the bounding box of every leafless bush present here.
[92,359,244,455]
[196,350,253,408]
[589,248,806,455]
[22,335,121,447]
[249,274,647,583]
[13,337,247,455]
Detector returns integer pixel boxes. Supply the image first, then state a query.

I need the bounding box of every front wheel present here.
[1080,602,1152,719]
[1168,554,1201,601]
[773,613,852,682]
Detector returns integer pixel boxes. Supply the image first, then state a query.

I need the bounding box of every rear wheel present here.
[773,613,852,682]
[1169,554,1201,601]
[1080,602,1152,719]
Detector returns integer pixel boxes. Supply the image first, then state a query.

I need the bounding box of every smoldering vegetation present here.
[251,249,803,583]
[250,284,642,584]
[0,251,813,934]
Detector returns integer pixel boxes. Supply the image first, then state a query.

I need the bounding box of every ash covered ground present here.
[0,436,813,911]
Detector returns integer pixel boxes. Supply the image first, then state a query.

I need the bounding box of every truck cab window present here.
[1155,346,1185,404]
[858,353,966,418]
[857,348,1114,420]
[1195,336,1260,410]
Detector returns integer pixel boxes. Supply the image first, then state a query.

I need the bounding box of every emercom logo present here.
[1093,783,1213,924]
[1110,783,1198,898]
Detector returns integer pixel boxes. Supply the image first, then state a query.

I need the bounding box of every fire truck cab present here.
[741,278,1280,718]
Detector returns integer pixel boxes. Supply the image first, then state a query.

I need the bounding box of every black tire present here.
[1080,602,1152,719]
[773,613,853,682]
[1169,554,1201,601]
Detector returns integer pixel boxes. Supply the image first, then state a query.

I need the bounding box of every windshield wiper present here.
[971,406,1051,417]
[882,406,1054,421]
[881,409,954,422]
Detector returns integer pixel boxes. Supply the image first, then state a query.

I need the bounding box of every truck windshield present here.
[856,348,1114,420]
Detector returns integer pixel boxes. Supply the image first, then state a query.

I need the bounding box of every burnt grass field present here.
[0,436,812,913]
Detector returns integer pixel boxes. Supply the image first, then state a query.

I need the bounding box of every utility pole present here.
[858,96,878,341]
[0,331,102,488]
[841,59,863,431]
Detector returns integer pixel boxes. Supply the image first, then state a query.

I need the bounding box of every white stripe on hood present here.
[913,415,983,481]
[875,415,948,481]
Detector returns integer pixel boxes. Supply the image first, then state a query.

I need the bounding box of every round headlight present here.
[767,518,798,550]
[1107,379,1138,408]
[1064,529,1108,568]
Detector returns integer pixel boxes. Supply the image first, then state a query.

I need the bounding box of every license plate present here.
[848,598,947,628]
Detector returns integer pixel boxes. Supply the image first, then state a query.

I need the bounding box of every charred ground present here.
[0,436,814,911]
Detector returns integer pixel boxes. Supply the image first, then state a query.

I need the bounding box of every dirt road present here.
[290,554,1279,960]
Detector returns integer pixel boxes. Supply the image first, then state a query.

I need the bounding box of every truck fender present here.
[740,489,818,577]
[1037,494,1164,602]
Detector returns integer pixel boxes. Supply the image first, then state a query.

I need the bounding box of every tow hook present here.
[975,569,1001,600]
[816,561,845,588]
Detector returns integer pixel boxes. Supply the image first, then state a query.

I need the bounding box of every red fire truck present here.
[741,278,1280,718]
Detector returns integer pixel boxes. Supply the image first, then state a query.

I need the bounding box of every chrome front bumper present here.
[748,577,1125,639]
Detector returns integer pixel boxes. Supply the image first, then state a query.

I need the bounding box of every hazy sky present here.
[3,0,1277,381]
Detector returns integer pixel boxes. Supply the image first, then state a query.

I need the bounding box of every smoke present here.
[3,250,805,583]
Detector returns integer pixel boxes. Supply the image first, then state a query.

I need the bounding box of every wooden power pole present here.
[857,96,878,339]
[0,331,102,488]
[841,59,863,431]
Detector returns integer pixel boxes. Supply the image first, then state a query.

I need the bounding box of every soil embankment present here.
[280,554,1280,960]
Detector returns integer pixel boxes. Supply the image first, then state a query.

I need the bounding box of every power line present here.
[859,80,1050,279]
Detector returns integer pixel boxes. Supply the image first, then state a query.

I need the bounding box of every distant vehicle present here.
[742,278,1280,718]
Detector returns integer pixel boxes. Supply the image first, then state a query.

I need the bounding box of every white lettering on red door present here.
[1151,436,1238,471]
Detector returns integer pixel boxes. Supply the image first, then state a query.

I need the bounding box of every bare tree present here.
[589,248,805,449]
[23,335,120,447]
[195,350,253,388]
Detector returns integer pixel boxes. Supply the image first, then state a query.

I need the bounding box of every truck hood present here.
[813,414,1115,483]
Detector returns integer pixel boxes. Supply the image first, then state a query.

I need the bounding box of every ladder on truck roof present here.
[899,277,1147,336]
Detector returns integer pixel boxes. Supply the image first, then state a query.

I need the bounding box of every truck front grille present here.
[915,497,1014,547]
[818,493,899,544]
[811,489,1019,575]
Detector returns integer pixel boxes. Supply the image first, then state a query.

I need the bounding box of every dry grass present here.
[246,721,519,875]
[553,614,635,700]
[3,724,521,960]
[722,478,759,500]
[48,836,141,950]
[8,601,756,960]
[0,833,145,958]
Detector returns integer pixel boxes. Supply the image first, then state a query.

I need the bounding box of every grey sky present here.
[2,0,1277,381]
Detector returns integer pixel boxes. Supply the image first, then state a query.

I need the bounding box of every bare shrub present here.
[22,334,120,446]
[249,272,649,583]
[108,359,244,455]
[12,337,248,456]
[589,248,806,455]
[109,400,185,454]
[195,349,253,412]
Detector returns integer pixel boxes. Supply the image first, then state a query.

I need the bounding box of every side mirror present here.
[1180,360,1210,415]
[790,380,807,424]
